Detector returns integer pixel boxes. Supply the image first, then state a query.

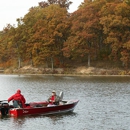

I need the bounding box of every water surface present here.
[0,75,130,130]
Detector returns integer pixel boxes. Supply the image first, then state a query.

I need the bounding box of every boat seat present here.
[66,100,73,104]
[59,101,64,105]
[59,91,63,101]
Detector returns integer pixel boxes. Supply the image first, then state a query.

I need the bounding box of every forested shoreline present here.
[0,0,130,74]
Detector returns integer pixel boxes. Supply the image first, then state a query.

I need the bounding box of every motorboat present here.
[0,92,79,117]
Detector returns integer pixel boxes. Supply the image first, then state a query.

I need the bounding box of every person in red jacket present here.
[8,89,26,108]
[47,90,60,106]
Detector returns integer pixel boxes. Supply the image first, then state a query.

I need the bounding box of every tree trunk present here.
[88,53,90,67]
[51,57,54,71]
[16,43,21,69]
[30,53,33,66]
[18,57,21,69]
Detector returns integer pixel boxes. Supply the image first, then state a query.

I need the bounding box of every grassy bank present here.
[3,66,130,76]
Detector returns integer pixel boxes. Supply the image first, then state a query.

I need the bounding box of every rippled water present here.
[0,75,130,130]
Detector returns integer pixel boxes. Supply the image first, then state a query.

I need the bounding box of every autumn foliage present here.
[0,0,130,69]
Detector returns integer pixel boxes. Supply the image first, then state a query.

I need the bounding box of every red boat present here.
[0,92,79,117]
[9,100,79,117]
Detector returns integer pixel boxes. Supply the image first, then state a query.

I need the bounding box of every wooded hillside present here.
[0,0,130,70]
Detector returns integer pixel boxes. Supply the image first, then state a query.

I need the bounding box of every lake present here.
[0,75,130,130]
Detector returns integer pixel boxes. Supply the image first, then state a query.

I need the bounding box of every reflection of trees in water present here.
[46,112,78,125]
[0,115,8,119]
[11,117,26,129]
[0,116,26,130]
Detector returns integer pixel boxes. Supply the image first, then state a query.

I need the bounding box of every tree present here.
[63,0,106,67]
[0,24,15,68]
[39,0,72,9]
[8,23,26,68]
[100,1,130,67]
[22,7,43,67]
[25,5,70,69]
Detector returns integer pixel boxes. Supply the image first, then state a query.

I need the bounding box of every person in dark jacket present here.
[48,90,60,106]
[8,89,26,108]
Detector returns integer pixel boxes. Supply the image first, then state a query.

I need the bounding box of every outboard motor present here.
[0,102,9,116]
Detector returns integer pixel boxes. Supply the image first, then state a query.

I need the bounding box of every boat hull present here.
[9,100,79,117]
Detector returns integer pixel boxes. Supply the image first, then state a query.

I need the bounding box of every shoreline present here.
[1,73,130,77]
[2,66,130,76]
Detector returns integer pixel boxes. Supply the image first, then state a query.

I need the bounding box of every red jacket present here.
[48,95,56,105]
[8,91,26,108]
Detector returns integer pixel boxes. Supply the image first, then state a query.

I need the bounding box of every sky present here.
[0,0,84,31]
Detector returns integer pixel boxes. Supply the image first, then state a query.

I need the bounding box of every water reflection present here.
[10,117,26,129]
[46,112,77,122]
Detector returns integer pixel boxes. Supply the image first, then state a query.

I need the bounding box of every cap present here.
[17,89,21,93]
[52,90,56,93]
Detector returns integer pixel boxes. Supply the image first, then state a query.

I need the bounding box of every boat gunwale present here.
[9,99,79,117]
[10,99,79,110]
